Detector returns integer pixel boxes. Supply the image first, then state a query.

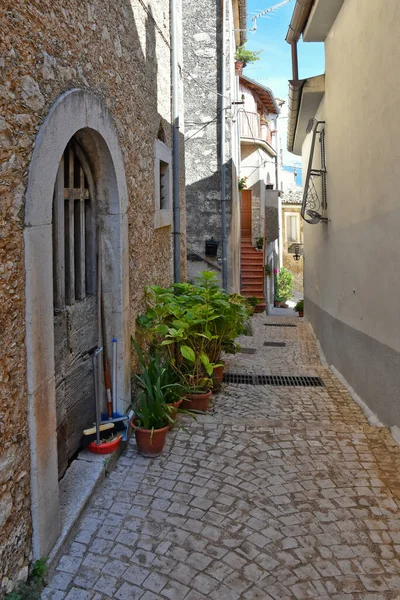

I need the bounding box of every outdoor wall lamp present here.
[293,245,301,261]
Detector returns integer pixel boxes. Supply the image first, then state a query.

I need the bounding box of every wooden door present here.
[241,189,252,238]
[53,140,98,478]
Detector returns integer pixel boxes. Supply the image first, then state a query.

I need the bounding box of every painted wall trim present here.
[306,296,400,430]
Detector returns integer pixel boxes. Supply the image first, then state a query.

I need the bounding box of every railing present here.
[240,111,273,145]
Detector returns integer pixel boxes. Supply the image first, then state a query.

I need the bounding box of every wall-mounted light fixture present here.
[293,244,302,261]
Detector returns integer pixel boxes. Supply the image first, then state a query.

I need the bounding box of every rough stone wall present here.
[182,0,236,287]
[0,0,185,592]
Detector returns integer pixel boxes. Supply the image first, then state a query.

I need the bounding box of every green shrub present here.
[275,267,293,303]
[136,271,251,392]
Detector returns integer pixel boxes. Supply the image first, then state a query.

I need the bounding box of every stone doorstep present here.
[47,442,126,568]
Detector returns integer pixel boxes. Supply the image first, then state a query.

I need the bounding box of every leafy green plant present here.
[6,559,47,600]
[238,176,247,191]
[256,237,264,249]
[235,45,262,66]
[294,299,304,313]
[246,296,261,307]
[275,267,293,303]
[136,271,251,392]
[265,264,272,276]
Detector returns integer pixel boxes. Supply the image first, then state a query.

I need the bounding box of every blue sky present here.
[241,1,325,169]
[242,0,325,99]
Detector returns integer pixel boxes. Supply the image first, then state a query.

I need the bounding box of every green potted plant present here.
[256,237,264,250]
[131,339,182,457]
[265,263,272,277]
[294,299,304,317]
[136,272,251,405]
[238,176,248,191]
[235,45,262,69]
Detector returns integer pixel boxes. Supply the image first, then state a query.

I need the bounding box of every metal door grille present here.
[53,140,96,309]
[223,373,324,387]
[264,342,286,347]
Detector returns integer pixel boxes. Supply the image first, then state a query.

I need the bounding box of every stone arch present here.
[24,89,130,558]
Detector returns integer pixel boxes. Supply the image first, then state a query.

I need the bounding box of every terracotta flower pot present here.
[212,363,225,391]
[166,398,183,428]
[235,60,244,74]
[298,311,304,317]
[131,420,169,457]
[181,390,212,412]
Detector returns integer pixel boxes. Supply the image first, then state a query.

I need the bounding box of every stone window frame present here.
[154,139,172,229]
[25,89,130,560]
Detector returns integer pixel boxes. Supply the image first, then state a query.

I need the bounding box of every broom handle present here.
[112,337,117,414]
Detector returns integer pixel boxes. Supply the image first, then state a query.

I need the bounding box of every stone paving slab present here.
[43,315,400,599]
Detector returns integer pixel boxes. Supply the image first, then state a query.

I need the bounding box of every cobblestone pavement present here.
[43,315,400,600]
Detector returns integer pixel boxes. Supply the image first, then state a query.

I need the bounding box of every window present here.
[53,140,96,308]
[285,213,300,243]
[154,139,172,229]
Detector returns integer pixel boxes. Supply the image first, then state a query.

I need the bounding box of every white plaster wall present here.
[303,0,400,354]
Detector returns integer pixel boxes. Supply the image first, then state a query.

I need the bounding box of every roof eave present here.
[287,79,306,154]
[239,74,280,115]
[287,74,325,155]
[285,0,314,44]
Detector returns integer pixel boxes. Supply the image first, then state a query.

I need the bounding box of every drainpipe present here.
[286,0,313,80]
[220,0,228,290]
[171,0,180,282]
[291,41,299,80]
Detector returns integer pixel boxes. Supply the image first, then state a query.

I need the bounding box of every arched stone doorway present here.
[24,89,130,559]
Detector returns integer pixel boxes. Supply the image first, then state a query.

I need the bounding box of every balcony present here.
[240,111,273,145]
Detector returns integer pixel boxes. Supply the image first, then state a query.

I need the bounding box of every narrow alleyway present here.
[43,315,400,600]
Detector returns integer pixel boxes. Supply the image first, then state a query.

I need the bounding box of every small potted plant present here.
[235,45,262,71]
[256,237,264,250]
[294,299,304,317]
[131,340,182,457]
[265,264,272,277]
[238,176,248,191]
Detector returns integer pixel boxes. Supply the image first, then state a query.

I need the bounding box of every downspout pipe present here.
[286,0,313,81]
[220,0,228,290]
[171,0,181,282]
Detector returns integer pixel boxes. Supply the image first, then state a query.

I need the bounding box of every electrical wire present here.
[185,72,232,101]
[185,106,230,142]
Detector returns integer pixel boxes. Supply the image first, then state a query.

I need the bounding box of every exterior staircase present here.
[240,238,266,312]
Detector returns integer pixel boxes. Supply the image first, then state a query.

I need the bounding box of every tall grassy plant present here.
[131,338,180,430]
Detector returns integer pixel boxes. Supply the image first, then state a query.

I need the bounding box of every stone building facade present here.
[182,0,246,291]
[0,0,185,592]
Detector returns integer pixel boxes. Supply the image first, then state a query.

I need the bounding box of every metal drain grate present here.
[223,373,324,387]
[239,348,257,354]
[256,375,324,387]
[264,323,296,328]
[223,373,254,385]
[264,342,286,347]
